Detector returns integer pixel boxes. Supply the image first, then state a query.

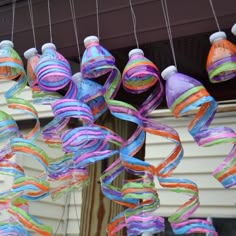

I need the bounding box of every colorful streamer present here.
[80,37,217,235]
[0,40,39,140]
[121,49,216,235]
[0,30,232,235]
[162,65,236,188]
[0,40,51,235]
[81,37,149,234]
[8,205,52,235]
[35,42,76,146]
[72,72,107,120]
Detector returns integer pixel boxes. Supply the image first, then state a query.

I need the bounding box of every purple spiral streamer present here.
[163,65,236,189]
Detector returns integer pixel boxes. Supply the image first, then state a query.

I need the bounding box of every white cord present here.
[73,191,81,232]
[96,0,100,39]
[209,0,221,31]
[69,0,81,62]
[54,192,70,235]
[47,0,53,42]
[28,0,37,48]
[129,0,139,48]
[11,0,16,42]
[161,0,177,68]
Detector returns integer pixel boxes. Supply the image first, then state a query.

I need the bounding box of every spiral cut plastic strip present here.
[49,94,125,200]
[0,192,30,235]
[47,153,88,200]
[31,41,109,200]
[8,205,52,235]
[34,43,78,146]
[7,137,51,234]
[121,50,216,235]
[0,40,39,140]
[73,72,107,120]
[206,31,236,83]
[32,40,118,199]
[0,147,52,234]
[0,111,19,159]
[0,41,52,235]
[0,223,30,236]
[4,197,49,236]
[80,37,140,217]
[81,37,149,234]
[163,65,236,189]
[48,99,94,200]
[117,49,165,235]
[80,38,216,234]
[0,160,24,182]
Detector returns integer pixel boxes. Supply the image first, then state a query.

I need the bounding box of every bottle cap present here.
[209,31,226,43]
[128,48,144,58]
[84,36,99,48]
[72,72,82,82]
[161,65,177,80]
[41,43,56,53]
[24,48,38,59]
[0,40,14,48]
[231,23,236,36]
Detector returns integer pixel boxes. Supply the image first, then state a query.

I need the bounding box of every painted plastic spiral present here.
[81,39,217,235]
[35,43,77,147]
[121,49,217,235]
[163,65,236,189]
[0,41,51,235]
[81,37,146,234]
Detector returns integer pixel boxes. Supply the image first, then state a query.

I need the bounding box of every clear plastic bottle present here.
[24,48,39,89]
[0,40,25,81]
[24,48,61,104]
[81,36,115,78]
[35,43,72,92]
[161,65,210,116]
[122,48,159,94]
[206,31,236,82]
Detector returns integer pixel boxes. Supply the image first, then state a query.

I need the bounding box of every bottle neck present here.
[85,41,99,48]
[129,53,144,60]
[212,37,224,43]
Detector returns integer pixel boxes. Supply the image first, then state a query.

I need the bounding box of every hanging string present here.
[160,0,177,68]
[208,0,221,32]
[28,0,37,48]
[47,0,53,43]
[73,192,80,232]
[54,193,70,235]
[95,0,100,39]
[129,0,139,48]
[11,0,16,42]
[69,0,81,62]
